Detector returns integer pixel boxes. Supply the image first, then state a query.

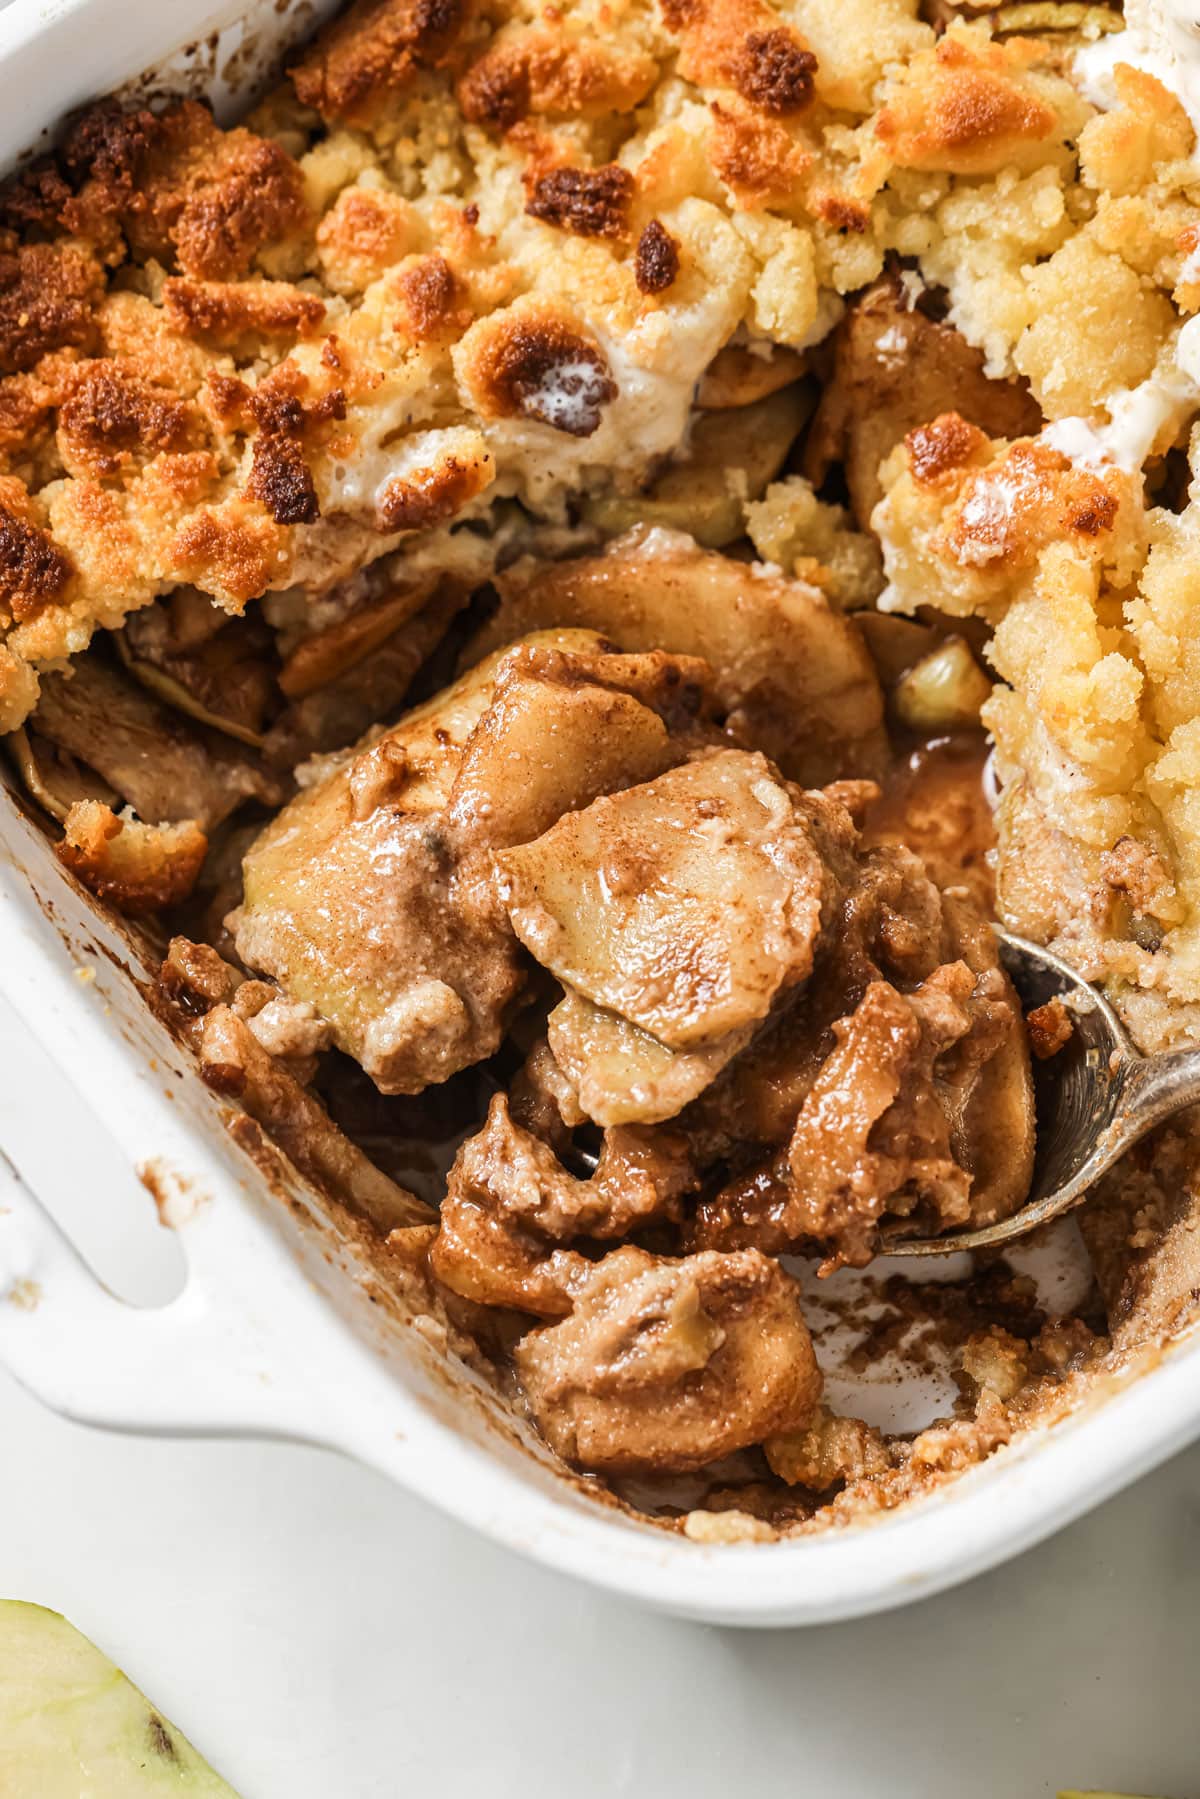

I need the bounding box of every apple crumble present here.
[6,0,1200,1535]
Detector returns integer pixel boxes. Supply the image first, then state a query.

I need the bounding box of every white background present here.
[2,991,1199,1799]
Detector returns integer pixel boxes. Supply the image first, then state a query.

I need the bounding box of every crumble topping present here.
[0,0,1167,732]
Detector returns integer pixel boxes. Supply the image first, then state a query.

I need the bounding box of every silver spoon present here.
[887,927,1200,1256]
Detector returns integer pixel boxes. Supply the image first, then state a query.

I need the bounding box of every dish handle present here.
[0,1143,330,1442]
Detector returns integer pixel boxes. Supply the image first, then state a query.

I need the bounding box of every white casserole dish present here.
[1,0,1199,1629]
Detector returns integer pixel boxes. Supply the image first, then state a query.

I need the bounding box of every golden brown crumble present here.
[162,278,328,345]
[0,480,73,622]
[1026,996,1074,1060]
[55,801,207,913]
[0,243,103,376]
[289,0,473,127]
[0,0,1151,745]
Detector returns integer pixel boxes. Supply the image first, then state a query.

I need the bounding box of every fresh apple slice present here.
[0,1601,237,1796]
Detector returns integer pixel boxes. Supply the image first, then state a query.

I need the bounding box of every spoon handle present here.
[1116,1049,1200,1146]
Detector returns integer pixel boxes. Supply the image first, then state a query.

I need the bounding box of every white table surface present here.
[2,990,1199,1799]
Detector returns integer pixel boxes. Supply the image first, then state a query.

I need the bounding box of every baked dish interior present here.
[4,0,1200,1539]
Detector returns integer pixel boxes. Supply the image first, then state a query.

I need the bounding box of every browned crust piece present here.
[163,278,327,345]
[55,100,309,281]
[458,28,657,132]
[633,219,681,294]
[290,0,473,126]
[524,164,635,239]
[462,303,617,436]
[0,241,103,375]
[57,361,201,479]
[728,28,818,116]
[0,476,73,623]
[55,800,207,914]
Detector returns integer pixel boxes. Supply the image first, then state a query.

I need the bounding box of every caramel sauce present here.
[864,730,994,906]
